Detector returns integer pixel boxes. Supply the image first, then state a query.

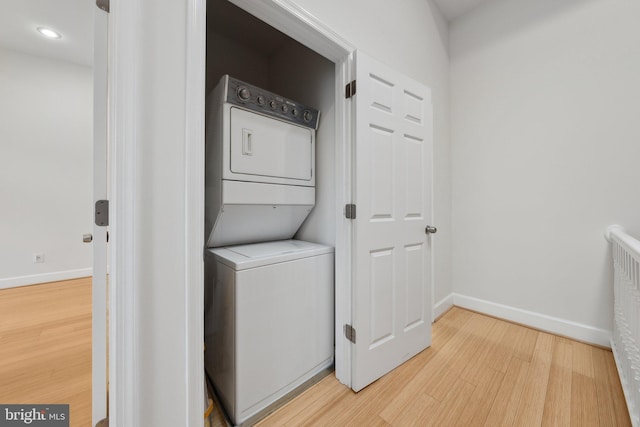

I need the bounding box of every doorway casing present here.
[108,0,356,425]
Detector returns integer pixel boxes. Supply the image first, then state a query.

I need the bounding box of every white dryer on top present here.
[205,75,320,248]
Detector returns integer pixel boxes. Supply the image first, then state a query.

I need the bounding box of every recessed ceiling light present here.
[36,27,62,40]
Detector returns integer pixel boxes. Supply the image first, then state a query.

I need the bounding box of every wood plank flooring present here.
[257,307,631,426]
[0,280,630,426]
[0,278,91,427]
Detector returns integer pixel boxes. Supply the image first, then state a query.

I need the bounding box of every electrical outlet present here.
[33,253,45,263]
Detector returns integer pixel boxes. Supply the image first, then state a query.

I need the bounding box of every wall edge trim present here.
[449,293,612,347]
[0,268,92,290]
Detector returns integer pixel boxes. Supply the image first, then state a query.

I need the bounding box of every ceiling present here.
[0,0,94,67]
[432,0,494,21]
[0,0,493,68]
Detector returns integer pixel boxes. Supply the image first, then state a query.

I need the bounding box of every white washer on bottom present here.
[204,240,334,426]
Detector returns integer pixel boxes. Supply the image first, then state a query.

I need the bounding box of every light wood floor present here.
[0,280,630,426]
[0,278,91,427]
[257,307,631,426]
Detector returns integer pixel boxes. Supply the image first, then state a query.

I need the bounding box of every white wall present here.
[450,0,640,334]
[0,47,93,288]
[291,0,453,307]
[125,1,191,425]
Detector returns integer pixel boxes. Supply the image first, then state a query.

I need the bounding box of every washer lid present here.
[206,239,334,270]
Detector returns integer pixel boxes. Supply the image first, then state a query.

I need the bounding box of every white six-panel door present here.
[351,51,433,392]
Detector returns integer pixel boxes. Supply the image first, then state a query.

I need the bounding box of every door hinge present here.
[95,200,109,226]
[344,324,356,344]
[345,204,356,219]
[345,80,356,99]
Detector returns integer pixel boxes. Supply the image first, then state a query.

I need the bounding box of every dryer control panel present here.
[225,76,320,130]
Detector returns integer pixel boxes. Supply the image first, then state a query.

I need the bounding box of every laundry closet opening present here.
[206,0,337,249]
[204,0,338,424]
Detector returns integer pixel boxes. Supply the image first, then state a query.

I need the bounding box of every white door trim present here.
[110,0,207,424]
[185,0,207,425]
[108,0,140,425]
[229,0,354,62]
[92,6,109,425]
[333,53,354,386]
[110,0,208,424]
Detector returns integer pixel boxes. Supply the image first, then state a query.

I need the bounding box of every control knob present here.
[256,95,265,106]
[269,100,277,109]
[237,87,250,101]
[303,110,313,123]
[281,105,288,113]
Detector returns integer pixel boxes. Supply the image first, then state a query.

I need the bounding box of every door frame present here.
[109,0,356,424]
[109,0,209,424]
[108,1,142,425]
[92,5,109,425]
[185,0,208,425]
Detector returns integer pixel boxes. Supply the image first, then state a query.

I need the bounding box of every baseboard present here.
[0,268,92,290]
[440,293,611,348]
[433,294,455,321]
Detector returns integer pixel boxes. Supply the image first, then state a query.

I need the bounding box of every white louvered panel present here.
[609,226,640,427]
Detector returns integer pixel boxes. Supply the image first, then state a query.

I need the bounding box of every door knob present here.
[83,234,93,243]
[425,226,437,234]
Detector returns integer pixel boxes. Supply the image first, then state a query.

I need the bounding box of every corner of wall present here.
[433,293,455,321]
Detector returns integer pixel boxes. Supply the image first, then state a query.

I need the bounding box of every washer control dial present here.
[256,95,265,106]
[269,100,277,109]
[281,105,288,113]
[237,87,250,101]
[303,110,313,123]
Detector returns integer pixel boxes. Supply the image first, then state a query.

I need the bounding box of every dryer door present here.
[229,107,314,183]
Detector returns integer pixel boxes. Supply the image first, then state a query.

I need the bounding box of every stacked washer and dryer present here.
[204,75,334,426]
